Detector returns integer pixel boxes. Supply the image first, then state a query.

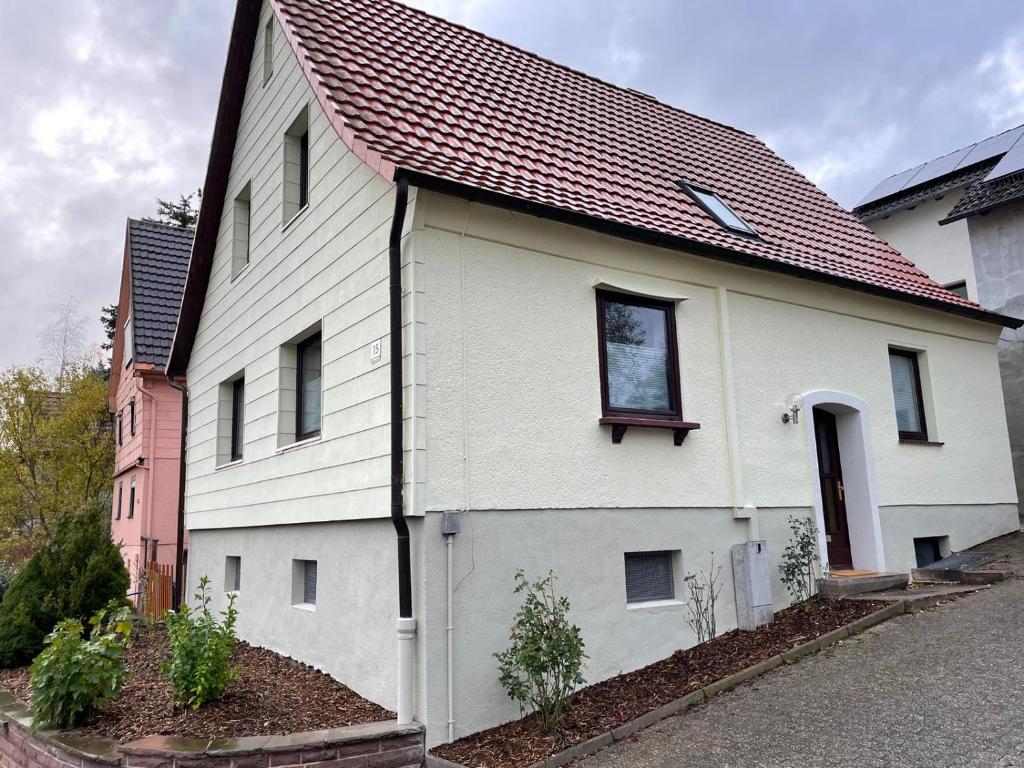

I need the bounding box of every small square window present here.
[678,181,758,236]
[888,348,927,441]
[597,291,681,418]
[943,280,968,300]
[292,559,317,607]
[625,551,676,604]
[225,556,241,593]
[232,182,251,278]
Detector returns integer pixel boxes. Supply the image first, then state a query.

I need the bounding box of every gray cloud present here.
[2,0,1023,367]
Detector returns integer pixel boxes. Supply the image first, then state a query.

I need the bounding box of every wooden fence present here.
[142,562,174,620]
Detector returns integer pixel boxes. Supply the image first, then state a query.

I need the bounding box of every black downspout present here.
[167,375,188,609]
[390,177,413,620]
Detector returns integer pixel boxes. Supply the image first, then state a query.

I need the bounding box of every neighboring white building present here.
[167,0,1021,747]
[855,128,1024,513]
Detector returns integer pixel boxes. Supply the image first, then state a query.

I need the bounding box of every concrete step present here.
[819,572,909,598]
[848,584,987,613]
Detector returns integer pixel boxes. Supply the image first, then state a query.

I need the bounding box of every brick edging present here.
[0,691,424,768]
[428,601,907,768]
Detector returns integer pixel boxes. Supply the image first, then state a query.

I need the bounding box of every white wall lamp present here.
[781,395,803,425]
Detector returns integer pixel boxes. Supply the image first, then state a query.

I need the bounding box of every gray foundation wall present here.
[968,203,1024,515]
[186,501,1019,749]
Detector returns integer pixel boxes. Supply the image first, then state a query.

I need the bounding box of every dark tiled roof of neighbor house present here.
[168,0,1017,373]
[942,169,1024,222]
[855,160,998,224]
[128,219,193,370]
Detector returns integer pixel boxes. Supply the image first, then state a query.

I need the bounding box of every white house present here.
[854,127,1024,513]
[167,0,1021,747]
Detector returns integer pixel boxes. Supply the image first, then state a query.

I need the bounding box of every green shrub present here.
[495,569,586,736]
[162,576,238,710]
[29,601,133,729]
[0,509,130,667]
[779,515,821,603]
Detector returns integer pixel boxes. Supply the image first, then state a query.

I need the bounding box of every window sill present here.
[899,438,945,447]
[600,416,701,446]
[627,598,683,612]
[282,204,309,232]
[292,603,316,612]
[215,458,244,471]
[276,435,321,454]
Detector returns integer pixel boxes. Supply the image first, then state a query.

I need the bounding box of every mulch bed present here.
[434,597,885,768]
[0,626,392,743]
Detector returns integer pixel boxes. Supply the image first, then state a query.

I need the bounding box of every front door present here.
[813,408,852,568]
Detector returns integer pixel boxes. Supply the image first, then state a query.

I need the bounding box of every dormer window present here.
[678,182,758,236]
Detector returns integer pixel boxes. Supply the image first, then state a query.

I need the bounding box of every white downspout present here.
[716,287,759,541]
[446,532,455,742]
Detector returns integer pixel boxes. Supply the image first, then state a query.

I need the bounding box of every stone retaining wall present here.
[0,691,423,768]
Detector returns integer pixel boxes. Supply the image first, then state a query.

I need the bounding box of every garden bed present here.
[0,625,392,743]
[433,597,885,768]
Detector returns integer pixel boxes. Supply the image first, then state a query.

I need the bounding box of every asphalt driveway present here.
[578,534,1024,768]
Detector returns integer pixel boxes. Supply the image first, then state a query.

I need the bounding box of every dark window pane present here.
[603,300,671,412]
[297,334,322,438]
[889,352,923,435]
[231,378,245,462]
[299,130,309,208]
[303,560,317,604]
[625,551,674,603]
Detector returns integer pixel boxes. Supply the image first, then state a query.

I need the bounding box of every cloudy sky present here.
[2,0,1023,368]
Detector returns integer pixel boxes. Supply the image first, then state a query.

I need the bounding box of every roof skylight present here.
[678,182,758,236]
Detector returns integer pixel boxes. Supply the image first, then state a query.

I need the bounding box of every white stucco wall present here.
[184,1,422,532]
[868,194,978,300]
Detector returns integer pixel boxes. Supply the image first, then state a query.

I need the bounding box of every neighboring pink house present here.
[108,219,192,597]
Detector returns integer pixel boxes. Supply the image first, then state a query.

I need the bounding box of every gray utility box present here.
[732,540,774,630]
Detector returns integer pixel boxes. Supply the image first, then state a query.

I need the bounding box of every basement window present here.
[678,181,758,236]
[292,559,317,609]
[225,556,241,593]
[624,551,678,605]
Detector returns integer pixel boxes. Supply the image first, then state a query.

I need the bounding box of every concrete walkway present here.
[578,534,1024,768]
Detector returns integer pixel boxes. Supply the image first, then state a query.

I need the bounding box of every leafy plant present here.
[779,515,820,603]
[494,569,586,736]
[0,507,129,667]
[684,552,724,644]
[29,601,133,729]
[162,576,238,710]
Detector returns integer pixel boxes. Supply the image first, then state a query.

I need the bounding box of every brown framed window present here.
[129,398,136,436]
[296,332,322,441]
[597,290,682,420]
[231,377,245,462]
[117,410,123,445]
[116,483,123,520]
[888,348,927,441]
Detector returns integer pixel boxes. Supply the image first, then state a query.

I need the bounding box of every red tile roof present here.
[274,0,1010,317]
[168,0,1017,374]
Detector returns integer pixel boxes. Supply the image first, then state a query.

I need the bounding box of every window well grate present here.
[625,551,674,604]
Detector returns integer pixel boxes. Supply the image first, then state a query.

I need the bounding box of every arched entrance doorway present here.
[802,391,886,572]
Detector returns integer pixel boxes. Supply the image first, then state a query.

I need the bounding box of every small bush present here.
[0,508,130,667]
[495,569,586,736]
[684,552,724,644]
[162,576,238,710]
[29,601,133,729]
[779,515,821,603]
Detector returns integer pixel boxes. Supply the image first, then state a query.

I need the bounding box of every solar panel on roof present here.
[985,142,1024,181]
[856,164,925,207]
[903,147,973,188]
[957,125,1024,169]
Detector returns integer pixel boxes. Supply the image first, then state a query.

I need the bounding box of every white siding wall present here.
[185,1,417,531]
